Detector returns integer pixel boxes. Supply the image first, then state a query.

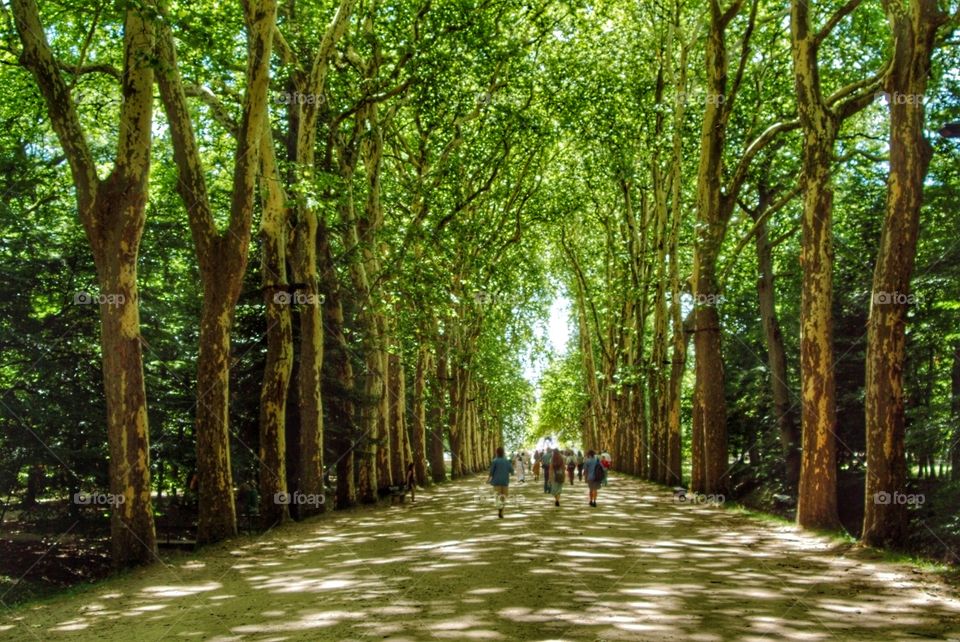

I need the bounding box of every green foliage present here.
[533,347,588,446]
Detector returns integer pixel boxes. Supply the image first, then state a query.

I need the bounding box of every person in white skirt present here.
[513,452,526,483]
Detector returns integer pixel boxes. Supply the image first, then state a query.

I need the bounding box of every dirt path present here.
[3,473,960,641]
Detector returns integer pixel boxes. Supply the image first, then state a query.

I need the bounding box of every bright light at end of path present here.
[547,296,570,354]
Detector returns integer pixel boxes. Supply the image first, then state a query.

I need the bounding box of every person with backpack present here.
[487,447,513,518]
[550,449,566,507]
[541,449,553,494]
[576,450,585,481]
[583,449,605,507]
[565,450,576,484]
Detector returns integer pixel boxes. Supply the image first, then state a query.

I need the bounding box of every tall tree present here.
[791,0,885,530]
[12,0,158,566]
[280,0,356,518]
[691,0,796,494]
[863,0,947,547]
[156,0,277,543]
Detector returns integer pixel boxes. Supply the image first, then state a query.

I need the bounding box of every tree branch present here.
[815,0,864,47]
[11,0,98,218]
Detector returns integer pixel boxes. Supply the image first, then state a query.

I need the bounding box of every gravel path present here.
[3,473,960,641]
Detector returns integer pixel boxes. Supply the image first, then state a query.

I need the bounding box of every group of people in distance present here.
[487,446,610,518]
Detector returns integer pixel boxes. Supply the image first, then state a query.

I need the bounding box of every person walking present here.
[576,450,584,481]
[541,449,553,494]
[488,447,513,518]
[532,450,541,481]
[405,462,417,502]
[565,450,576,484]
[550,449,565,507]
[583,449,605,507]
[513,452,526,483]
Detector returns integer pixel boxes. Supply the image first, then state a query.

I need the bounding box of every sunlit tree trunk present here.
[794,113,841,530]
[157,0,276,543]
[863,0,945,548]
[429,339,448,482]
[691,0,744,495]
[257,131,291,527]
[791,0,881,530]
[13,0,160,567]
[411,344,431,485]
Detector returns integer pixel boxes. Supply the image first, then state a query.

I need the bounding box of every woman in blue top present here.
[488,447,513,519]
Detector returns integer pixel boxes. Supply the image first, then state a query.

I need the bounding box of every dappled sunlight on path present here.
[3,475,960,640]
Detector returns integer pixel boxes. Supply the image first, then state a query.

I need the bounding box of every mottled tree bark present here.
[429,340,449,482]
[156,0,277,543]
[411,345,431,486]
[257,129,291,528]
[13,0,158,566]
[863,0,945,548]
[319,224,356,508]
[791,0,880,530]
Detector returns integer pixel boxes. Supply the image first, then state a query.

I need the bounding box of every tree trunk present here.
[449,361,464,478]
[429,340,448,482]
[795,127,841,530]
[691,0,740,495]
[195,288,238,543]
[863,0,944,548]
[951,343,960,481]
[156,0,277,542]
[290,214,325,518]
[411,345,431,486]
[790,0,875,531]
[97,217,157,566]
[319,224,356,508]
[376,341,392,491]
[389,352,407,486]
[663,0,690,489]
[691,385,706,493]
[753,204,801,489]
[257,132,292,528]
[12,0,159,568]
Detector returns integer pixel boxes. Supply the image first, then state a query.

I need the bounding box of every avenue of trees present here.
[533,0,959,551]
[0,0,957,576]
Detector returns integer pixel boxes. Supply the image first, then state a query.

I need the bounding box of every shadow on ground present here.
[3,474,960,641]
